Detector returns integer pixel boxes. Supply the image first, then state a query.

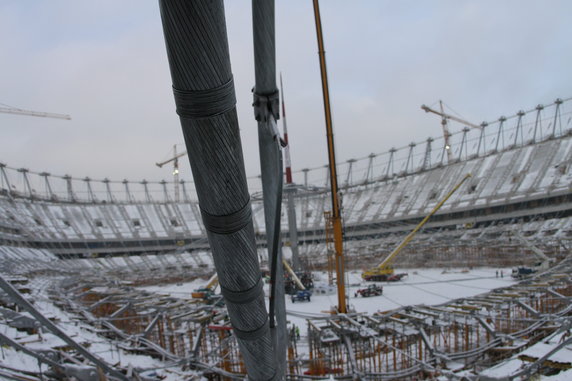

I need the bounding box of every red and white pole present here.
[280,73,293,184]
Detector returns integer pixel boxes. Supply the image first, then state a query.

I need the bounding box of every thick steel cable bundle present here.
[159,1,276,379]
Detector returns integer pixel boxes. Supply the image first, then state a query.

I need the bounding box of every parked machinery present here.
[291,290,312,303]
[354,284,383,297]
[191,273,220,303]
[362,173,472,282]
[511,231,555,279]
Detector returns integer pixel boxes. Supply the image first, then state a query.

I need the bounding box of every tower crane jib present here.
[421,103,482,130]
[421,102,481,163]
[0,106,71,120]
[155,145,187,202]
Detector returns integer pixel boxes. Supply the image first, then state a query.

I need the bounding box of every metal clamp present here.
[252,89,280,122]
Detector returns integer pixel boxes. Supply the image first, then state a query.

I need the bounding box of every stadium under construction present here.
[0,95,571,379]
[2,97,571,268]
[1,1,572,379]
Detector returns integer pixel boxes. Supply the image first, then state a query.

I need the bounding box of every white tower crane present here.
[155,145,187,202]
[0,104,71,120]
[421,101,481,163]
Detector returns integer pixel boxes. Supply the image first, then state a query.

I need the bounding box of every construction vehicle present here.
[354,284,383,297]
[282,259,310,295]
[192,273,219,303]
[511,231,555,279]
[291,290,312,303]
[362,173,472,281]
[283,258,313,302]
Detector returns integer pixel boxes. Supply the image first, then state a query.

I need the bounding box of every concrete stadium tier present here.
[1,133,572,264]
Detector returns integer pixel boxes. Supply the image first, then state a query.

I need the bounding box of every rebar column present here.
[159,1,276,379]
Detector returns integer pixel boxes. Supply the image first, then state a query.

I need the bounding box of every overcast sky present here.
[1,1,571,188]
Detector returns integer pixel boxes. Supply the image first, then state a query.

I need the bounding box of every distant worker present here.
[496,270,499,278]
[295,326,300,340]
[501,270,504,278]
[559,329,570,343]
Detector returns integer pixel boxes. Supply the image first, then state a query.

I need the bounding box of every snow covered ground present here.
[144,267,516,344]
[144,267,515,312]
[292,267,515,314]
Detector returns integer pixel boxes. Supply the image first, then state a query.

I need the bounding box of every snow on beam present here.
[0,274,129,380]
[475,315,498,338]
[143,312,162,338]
[342,334,360,378]
[109,302,131,319]
[515,300,540,318]
[547,288,571,302]
[0,330,61,370]
[86,295,113,311]
[418,327,435,354]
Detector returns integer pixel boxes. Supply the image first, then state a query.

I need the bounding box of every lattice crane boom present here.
[421,101,481,163]
[0,106,71,120]
[421,103,481,130]
[362,173,472,281]
[377,172,472,268]
[155,145,187,202]
[155,151,187,168]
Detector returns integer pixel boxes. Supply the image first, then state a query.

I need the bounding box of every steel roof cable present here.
[159,1,279,379]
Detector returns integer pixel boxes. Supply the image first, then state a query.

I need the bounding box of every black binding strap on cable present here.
[220,277,264,305]
[200,199,252,235]
[173,76,236,119]
[232,317,269,341]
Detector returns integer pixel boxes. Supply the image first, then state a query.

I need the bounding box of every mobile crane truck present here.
[362,173,472,282]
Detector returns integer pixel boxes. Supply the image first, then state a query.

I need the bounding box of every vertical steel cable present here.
[159,1,276,379]
[252,0,287,377]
